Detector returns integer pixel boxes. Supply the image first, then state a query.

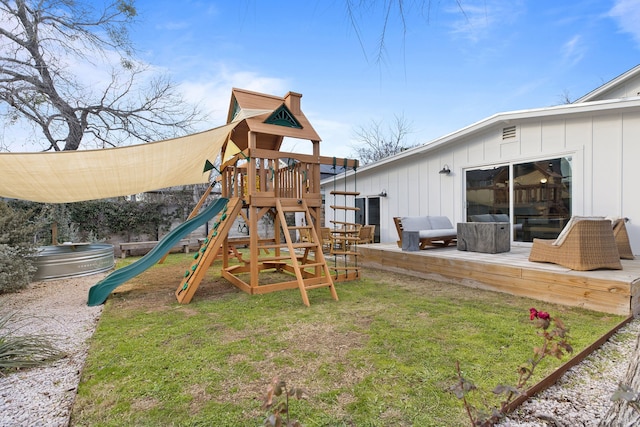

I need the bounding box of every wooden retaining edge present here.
[504,314,635,414]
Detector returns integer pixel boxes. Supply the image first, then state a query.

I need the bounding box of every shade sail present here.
[222,140,242,163]
[0,108,271,203]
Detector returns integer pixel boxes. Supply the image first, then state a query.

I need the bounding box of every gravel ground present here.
[0,273,638,427]
[498,318,640,427]
[0,274,105,427]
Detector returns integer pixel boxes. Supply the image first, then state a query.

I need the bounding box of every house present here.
[321,64,640,254]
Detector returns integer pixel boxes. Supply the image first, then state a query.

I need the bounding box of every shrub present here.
[10,198,179,244]
[103,199,172,241]
[0,201,40,293]
[0,244,37,293]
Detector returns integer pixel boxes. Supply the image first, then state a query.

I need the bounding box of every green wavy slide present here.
[87,197,229,306]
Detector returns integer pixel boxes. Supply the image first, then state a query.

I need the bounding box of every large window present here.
[466,157,572,242]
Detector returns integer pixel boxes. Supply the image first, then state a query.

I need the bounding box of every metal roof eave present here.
[574,64,640,103]
[322,97,640,185]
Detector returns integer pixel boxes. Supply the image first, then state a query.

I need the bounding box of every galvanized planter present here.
[33,243,115,281]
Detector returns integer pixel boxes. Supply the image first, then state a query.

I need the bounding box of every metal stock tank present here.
[33,243,115,281]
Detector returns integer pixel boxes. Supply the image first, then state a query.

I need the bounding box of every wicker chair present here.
[612,218,635,260]
[528,218,622,270]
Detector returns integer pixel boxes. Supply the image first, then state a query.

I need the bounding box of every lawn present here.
[70,253,626,426]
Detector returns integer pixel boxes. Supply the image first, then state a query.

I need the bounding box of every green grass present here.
[70,253,626,426]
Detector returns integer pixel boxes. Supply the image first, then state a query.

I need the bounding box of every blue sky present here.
[8,0,640,156]
[129,0,639,159]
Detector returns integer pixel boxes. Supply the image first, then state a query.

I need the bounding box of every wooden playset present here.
[175,88,360,306]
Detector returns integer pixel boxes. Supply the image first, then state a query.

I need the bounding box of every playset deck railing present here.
[221,149,326,206]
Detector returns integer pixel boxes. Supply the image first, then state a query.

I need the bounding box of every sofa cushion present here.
[428,216,454,230]
[419,229,457,239]
[401,216,431,232]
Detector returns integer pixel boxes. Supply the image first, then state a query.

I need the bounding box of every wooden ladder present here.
[175,197,243,304]
[275,199,339,306]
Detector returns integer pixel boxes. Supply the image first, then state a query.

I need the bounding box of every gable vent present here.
[264,104,302,129]
[502,125,516,140]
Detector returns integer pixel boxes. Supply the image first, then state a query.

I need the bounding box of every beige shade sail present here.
[0,109,271,203]
[222,140,242,163]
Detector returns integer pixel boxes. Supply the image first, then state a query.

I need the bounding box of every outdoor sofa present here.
[394,216,457,249]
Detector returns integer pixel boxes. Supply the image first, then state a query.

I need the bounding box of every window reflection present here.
[513,158,572,242]
[465,157,572,243]
[466,165,510,219]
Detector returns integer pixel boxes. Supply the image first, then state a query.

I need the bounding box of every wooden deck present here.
[355,243,640,316]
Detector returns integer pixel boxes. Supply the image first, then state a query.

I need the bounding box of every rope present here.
[346,160,359,269]
[331,157,337,270]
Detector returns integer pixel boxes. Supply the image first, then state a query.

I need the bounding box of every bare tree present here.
[0,0,202,151]
[558,89,573,104]
[350,114,414,165]
[345,0,467,64]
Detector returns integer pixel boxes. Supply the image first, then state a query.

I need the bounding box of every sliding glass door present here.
[465,164,510,219]
[513,157,572,242]
[465,157,572,243]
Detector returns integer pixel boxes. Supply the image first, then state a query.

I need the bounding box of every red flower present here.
[529,308,538,320]
[537,311,550,320]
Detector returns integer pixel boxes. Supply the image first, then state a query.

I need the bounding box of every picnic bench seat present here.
[119,239,190,258]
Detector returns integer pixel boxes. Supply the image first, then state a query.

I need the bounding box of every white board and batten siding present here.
[322,69,640,254]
